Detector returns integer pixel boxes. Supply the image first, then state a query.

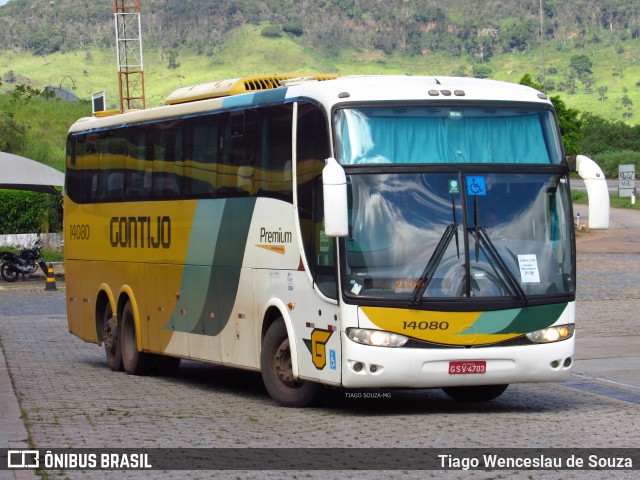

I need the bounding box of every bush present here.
[260,26,282,38]
[0,190,63,234]
[472,64,492,79]
[590,150,640,178]
[283,24,303,37]
[579,112,640,155]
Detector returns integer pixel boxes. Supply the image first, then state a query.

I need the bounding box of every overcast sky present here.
[0,1,9,6]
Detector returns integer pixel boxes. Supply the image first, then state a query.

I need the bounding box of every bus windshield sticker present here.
[448,179,460,194]
[517,254,541,283]
[466,176,486,196]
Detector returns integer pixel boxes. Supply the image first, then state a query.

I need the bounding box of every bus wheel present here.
[442,384,508,402]
[261,319,320,407]
[102,303,123,371]
[120,300,154,375]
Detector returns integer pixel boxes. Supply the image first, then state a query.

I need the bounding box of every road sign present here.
[618,164,636,198]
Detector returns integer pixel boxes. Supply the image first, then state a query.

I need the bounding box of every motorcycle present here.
[0,238,48,282]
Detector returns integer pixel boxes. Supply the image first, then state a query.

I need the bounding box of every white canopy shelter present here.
[0,151,64,195]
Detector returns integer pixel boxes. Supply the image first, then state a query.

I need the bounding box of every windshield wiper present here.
[409,222,458,306]
[469,195,528,305]
[410,196,460,306]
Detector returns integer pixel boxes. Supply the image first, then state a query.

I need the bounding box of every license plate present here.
[449,361,486,375]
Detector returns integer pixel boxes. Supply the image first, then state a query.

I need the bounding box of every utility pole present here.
[114,0,146,112]
[539,0,546,93]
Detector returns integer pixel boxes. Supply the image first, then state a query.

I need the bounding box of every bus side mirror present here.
[322,157,348,237]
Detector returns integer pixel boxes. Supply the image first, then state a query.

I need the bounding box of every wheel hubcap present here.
[104,317,116,353]
[273,339,298,388]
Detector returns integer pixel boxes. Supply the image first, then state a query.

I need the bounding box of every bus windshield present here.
[334,106,562,165]
[343,172,574,304]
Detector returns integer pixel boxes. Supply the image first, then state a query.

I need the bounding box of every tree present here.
[579,112,640,154]
[570,54,593,81]
[472,64,492,79]
[551,95,582,155]
[597,86,608,101]
[167,50,180,70]
[520,74,582,155]
[0,114,26,153]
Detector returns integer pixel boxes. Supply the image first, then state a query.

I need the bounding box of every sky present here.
[0,0,9,6]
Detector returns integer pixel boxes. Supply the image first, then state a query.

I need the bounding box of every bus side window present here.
[256,105,293,201]
[221,110,256,197]
[183,116,218,199]
[124,126,152,201]
[66,134,98,204]
[296,102,331,271]
[97,131,126,203]
[313,177,337,299]
[295,102,335,298]
[152,120,183,200]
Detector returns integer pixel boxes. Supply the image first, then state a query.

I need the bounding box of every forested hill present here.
[0,0,639,58]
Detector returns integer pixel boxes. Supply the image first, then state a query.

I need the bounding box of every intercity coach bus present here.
[64,74,576,406]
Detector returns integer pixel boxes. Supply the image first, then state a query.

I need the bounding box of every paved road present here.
[571,178,620,194]
[1,208,639,479]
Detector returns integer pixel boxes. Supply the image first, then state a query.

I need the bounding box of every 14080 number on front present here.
[402,321,449,331]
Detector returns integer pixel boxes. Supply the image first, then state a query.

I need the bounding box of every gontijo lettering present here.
[109,216,171,249]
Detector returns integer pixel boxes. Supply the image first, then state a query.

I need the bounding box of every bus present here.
[64,74,576,407]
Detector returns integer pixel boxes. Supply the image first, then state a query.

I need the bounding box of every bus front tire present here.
[261,319,320,407]
[442,384,508,402]
[120,300,154,375]
[102,303,123,371]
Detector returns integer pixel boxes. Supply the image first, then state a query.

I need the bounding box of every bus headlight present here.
[347,328,409,347]
[526,324,575,344]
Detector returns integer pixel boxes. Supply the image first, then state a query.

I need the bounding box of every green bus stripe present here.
[167,198,257,336]
[494,303,568,334]
[198,198,256,335]
[460,303,568,335]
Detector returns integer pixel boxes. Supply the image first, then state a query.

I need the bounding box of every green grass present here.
[1,25,639,123]
[0,247,63,262]
[0,93,90,171]
[572,190,640,210]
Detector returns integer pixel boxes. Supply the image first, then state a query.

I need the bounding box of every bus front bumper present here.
[340,333,575,389]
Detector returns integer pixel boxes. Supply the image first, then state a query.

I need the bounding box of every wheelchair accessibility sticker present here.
[467,176,487,196]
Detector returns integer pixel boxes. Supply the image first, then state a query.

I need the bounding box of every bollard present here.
[45,263,57,291]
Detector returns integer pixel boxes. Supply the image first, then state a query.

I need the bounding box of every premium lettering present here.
[259,227,292,244]
[110,216,171,249]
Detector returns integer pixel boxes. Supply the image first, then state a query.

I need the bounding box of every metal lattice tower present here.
[114,0,146,111]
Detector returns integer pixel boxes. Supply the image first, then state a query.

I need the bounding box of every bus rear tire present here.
[102,303,123,371]
[120,300,154,375]
[261,318,320,407]
[442,384,508,402]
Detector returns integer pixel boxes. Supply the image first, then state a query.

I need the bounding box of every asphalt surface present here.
[0,207,639,479]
